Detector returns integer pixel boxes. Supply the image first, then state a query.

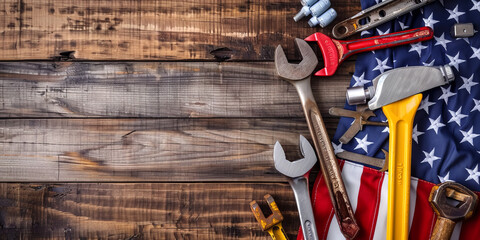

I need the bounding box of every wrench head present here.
[273,135,317,178]
[275,38,318,81]
[304,32,340,76]
[429,182,478,221]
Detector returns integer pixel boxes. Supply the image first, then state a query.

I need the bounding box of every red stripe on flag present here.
[353,167,384,240]
[459,192,480,240]
[409,179,436,240]
[297,161,345,240]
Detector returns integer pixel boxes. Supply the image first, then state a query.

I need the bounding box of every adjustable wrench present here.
[274,135,318,240]
[332,0,437,39]
[275,39,359,239]
[305,27,433,76]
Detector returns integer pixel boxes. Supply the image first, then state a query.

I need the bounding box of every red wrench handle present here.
[341,27,433,60]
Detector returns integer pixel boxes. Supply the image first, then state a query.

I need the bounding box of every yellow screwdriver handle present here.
[266,223,289,240]
[382,94,422,240]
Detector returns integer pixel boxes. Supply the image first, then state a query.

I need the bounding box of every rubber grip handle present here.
[382,94,422,240]
[344,27,433,54]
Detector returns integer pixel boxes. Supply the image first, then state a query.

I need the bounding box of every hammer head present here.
[346,65,455,110]
[275,38,318,81]
[273,135,317,178]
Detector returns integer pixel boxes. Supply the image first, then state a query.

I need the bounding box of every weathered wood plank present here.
[0,183,300,239]
[0,61,354,118]
[0,0,362,61]
[0,118,344,182]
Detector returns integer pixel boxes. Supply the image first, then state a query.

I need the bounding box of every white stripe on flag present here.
[371,173,419,239]
[409,178,419,233]
[372,172,389,240]
[326,162,364,240]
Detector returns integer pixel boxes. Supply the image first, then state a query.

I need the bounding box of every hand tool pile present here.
[251,0,480,239]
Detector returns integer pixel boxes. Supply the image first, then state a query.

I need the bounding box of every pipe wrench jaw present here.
[304,32,340,77]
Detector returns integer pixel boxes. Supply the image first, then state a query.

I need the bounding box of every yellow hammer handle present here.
[382,94,422,240]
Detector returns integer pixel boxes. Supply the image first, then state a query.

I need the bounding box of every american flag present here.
[299,0,480,239]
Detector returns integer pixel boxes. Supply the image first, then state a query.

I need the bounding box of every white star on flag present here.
[352,72,370,87]
[399,21,409,30]
[427,116,446,134]
[421,148,441,168]
[418,95,435,114]
[471,98,480,113]
[465,165,480,184]
[437,86,456,105]
[372,57,392,74]
[447,5,465,23]
[409,42,428,58]
[447,52,466,70]
[423,13,439,28]
[376,28,390,35]
[472,0,480,13]
[423,59,435,67]
[412,125,424,144]
[332,142,344,154]
[448,107,467,126]
[471,46,480,60]
[438,172,452,183]
[460,127,479,146]
[434,33,451,51]
[382,126,389,133]
[459,74,478,94]
[354,135,373,153]
[361,30,372,37]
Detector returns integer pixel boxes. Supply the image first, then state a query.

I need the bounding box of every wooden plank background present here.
[0,0,360,61]
[0,0,360,239]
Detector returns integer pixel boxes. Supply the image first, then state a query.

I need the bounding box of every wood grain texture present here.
[0,183,301,239]
[0,61,354,118]
[0,0,361,61]
[0,118,345,182]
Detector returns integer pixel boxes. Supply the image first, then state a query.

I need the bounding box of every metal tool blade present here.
[273,135,317,178]
[368,65,454,110]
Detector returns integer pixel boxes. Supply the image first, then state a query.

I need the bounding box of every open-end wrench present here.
[275,39,360,239]
[429,182,478,240]
[274,135,318,240]
[305,27,433,77]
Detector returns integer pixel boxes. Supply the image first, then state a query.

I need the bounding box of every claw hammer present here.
[346,65,455,240]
